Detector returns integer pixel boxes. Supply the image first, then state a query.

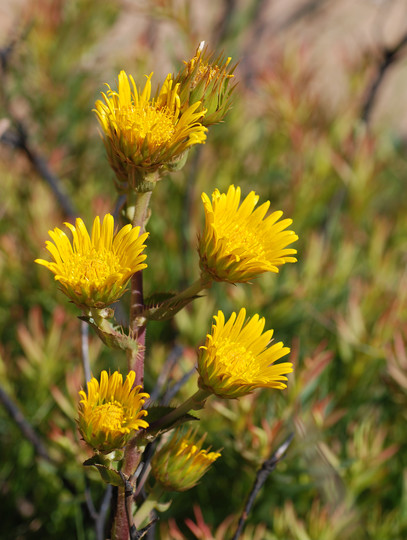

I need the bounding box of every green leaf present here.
[83,455,123,487]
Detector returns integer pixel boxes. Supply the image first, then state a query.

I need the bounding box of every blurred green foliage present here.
[1,0,407,539]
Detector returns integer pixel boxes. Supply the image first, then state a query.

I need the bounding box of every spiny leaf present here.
[141,292,201,321]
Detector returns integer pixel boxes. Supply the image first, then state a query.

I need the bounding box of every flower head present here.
[174,42,236,126]
[151,427,220,491]
[197,308,293,399]
[35,214,148,309]
[198,185,298,283]
[94,70,207,187]
[78,370,149,453]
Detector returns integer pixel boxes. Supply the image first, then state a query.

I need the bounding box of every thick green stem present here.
[134,486,164,529]
[149,389,210,432]
[128,189,153,230]
[141,275,212,322]
[171,275,212,303]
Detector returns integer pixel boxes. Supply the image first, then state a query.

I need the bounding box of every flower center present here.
[65,249,121,287]
[117,104,175,151]
[215,338,259,380]
[216,220,266,262]
[90,401,126,432]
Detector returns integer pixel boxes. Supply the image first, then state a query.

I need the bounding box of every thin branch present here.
[212,0,238,45]
[231,432,294,540]
[85,480,113,540]
[113,194,127,222]
[96,485,113,540]
[85,479,98,520]
[134,442,156,500]
[0,383,81,494]
[240,0,333,88]
[147,345,183,404]
[0,35,77,219]
[0,384,52,463]
[361,30,407,124]
[161,366,196,406]
[276,0,332,34]
[6,122,77,218]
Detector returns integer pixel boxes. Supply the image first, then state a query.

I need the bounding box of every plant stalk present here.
[133,485,164,528]
[127,188,153,385]
[113,184,154,540]
[148,389,210,432]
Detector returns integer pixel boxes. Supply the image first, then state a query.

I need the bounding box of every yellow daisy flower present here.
[35,214,148,309]
[151,427,220,492]
[94,70,207,185]
[198,185,298,283]
[197,308,293,399]
[78,370,149,453]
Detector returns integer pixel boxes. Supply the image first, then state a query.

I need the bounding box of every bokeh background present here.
[1,0,407,538]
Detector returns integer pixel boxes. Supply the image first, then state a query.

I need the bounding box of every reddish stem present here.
[129,269,146,387]
[113,188,153,540]
[112,428,143,539]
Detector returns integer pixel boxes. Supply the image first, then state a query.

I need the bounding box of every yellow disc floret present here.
[116,104,176,152]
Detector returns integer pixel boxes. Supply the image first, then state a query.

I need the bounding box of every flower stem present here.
[113,183,154,540]
[149,389,210,432]
[143,275,212,322]
[127,188,153,385]
[172,275,212,303]
[134,485,164,529]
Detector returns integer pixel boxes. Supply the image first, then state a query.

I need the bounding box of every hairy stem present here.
[127,189,153,385]
[112,443,143,540]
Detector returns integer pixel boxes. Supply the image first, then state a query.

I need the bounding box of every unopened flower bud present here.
[151,428,220,491]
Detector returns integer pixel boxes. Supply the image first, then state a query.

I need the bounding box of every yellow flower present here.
[78,370,149,453]
[151,427,220,491]
[197,308,293,399]
[198,185,298,283]
[35,214,148,309]
[175,42,236,126]
[94,70,207,186]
